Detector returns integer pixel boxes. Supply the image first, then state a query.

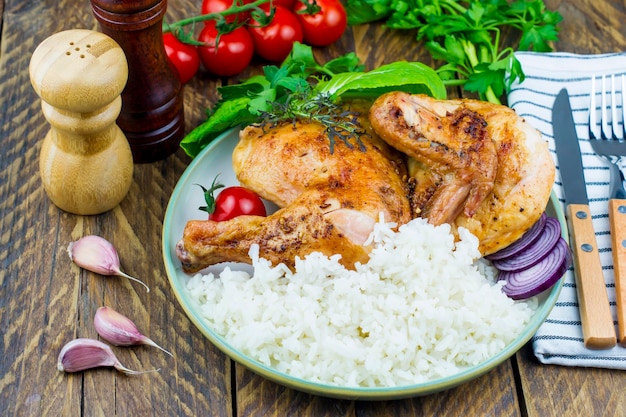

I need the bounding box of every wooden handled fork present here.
[588,73,626,346]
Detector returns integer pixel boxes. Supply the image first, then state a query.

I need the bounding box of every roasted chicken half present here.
[177,92,554,271]
[176,116,412,273]
[369,92,555,255]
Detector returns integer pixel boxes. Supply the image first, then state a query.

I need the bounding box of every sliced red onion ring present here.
[485,213,547,261]
[500,237,571,300]
[491,217,561,272]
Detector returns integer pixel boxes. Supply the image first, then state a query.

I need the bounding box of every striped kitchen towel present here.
[507,51,626,369]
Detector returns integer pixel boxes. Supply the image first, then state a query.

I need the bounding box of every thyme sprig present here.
[254,91,366,153]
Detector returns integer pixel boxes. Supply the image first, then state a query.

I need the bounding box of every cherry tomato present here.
[199,183,267,222]
[248,5,303,62]
[162,32,200,84]
[210,186,267,221]
[201,0,251,24]
[294,0,347,47]
[197,21,255,77]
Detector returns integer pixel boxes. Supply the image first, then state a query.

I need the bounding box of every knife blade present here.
[552,88,616,349]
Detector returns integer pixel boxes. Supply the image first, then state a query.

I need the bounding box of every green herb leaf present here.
[248,88,278,115]
[180,97,256,157]
[217,76,267,102]
[465,66,505,98]
[343,0,394,25]
[428,36,467,65]
[317,61,447,100]
[519,24,560,52]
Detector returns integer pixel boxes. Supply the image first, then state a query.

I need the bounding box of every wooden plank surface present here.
[0,0,624,416]
[0,1,231,416]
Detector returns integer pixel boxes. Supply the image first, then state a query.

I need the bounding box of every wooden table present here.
[1,0,625,416]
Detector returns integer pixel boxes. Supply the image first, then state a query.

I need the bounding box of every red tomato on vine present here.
[197,21,255,76]
[162,32,200,84]
[248,4,303,62]
[294,0,347,47]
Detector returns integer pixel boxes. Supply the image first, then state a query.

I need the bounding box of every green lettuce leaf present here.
[180,97,256,157]
[317,61,447,100]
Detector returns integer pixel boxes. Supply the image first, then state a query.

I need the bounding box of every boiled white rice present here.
[185,216,537,387]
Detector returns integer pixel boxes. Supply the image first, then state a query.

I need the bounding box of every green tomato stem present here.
[163,0,271,34]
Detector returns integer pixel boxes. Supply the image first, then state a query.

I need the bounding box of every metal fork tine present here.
[611,74,624,141]
[622,74,626,139]
[601,75,610,139]
[590,75,598,139]
[611,75,618,140]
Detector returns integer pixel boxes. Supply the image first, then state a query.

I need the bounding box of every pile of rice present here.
[186,217,537,387]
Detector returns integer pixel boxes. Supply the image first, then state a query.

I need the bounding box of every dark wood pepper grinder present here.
[90,0,184,163]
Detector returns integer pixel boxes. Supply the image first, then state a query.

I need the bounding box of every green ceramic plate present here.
[162,128,566,400]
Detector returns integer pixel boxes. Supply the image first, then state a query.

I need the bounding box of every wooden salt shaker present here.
[29,29,134,215]
[90,0,185,163]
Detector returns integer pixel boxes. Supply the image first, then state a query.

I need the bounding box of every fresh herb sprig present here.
[255,91,367,153]
[180,42,446,158]
[343,0,562,104]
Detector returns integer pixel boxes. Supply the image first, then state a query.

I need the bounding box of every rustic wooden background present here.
[1,0,625,416]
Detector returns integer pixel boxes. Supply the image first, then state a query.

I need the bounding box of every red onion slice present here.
[485,213,547,261]
[491,217,561,272]
[500,237,571,300]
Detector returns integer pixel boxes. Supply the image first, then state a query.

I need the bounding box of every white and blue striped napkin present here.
[507,51,626,369]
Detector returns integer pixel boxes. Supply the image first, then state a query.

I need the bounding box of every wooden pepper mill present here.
[29,29,134,215]
[90,0,185,163]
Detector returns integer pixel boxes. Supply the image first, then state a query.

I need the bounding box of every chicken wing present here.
[369,92,555,255]
[176,117,412,273]
[369,91,498,224]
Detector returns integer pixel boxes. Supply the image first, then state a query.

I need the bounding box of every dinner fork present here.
[589,73,626,346]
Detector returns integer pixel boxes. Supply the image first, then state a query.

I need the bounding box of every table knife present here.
[552,88,617,349]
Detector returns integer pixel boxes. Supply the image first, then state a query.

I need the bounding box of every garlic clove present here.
[57,338,159,375]
[94,306,173,357]
[67,235,150,292]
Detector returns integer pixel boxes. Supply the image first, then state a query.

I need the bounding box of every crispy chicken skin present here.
[369,92,555,255]
[177,117,412,273]
[369,91,498,224]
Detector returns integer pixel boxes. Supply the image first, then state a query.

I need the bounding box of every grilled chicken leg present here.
[177,117,411,273]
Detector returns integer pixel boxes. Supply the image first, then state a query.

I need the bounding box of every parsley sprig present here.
[344,0,562,104]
